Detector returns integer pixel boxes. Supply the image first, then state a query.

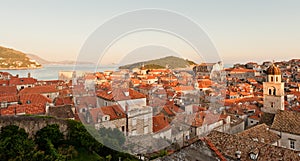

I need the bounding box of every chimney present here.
[235,151,241,160]
[28,72,31,78]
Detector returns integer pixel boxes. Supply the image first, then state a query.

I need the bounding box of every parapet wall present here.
[0,116,69,137]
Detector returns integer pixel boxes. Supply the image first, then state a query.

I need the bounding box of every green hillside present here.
[0,46,42,69]
[119,56,197,69]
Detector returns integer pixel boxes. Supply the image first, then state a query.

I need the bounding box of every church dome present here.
[266,64,281,75]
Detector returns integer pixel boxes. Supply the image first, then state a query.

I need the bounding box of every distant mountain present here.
[27,54,93,65]
[119,56,197,69]
[26,54,51,64]
[0,46,42,69]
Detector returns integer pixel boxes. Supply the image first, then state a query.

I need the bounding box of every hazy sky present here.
[1,0,300,64]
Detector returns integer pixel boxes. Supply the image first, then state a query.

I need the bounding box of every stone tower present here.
[262,63,284,114]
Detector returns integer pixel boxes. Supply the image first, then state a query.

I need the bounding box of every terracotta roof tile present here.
[54,96,74,106]
[207,130,300,161]
[20,94,52,105]
[0,104,45,115]
[9,77,37,86]
[19,85,58,94]
[270,110,300,135]
[97,88,145,101]
[89,105,126,123]
[237,123,280,144]
[153,114,171,133]
[0,94,18,102]
[0,86,17,95]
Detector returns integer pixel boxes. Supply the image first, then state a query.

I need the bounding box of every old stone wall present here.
[0,116,69,138]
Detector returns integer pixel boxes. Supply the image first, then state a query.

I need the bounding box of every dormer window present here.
[1,101,8,108]
[26,100,31,104]
[289,139,295,149]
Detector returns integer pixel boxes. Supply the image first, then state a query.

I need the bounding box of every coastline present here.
[0,66,43,70]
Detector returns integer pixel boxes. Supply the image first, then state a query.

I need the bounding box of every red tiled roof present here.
[162,105,176,116]
[89,105,126,123]
[225,67,256,73]
[19,85,58,94]
[0,80,9,86]
[0,86,17,95]
[153,114,171,133]
[237,123,280,144]
[97,88,145,101]
[54,96,74,106]
[0,94,18,102]
[9,77,37,86]
[271,110,300,135]
[20,94,52,105]
[202,138,227,161]
[0,104,45,115]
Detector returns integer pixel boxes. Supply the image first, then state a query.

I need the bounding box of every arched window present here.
[276,76,278,82]
[269,89,272,95]
[273,89,276,95]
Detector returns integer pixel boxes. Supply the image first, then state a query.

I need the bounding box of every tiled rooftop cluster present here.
[1,58,300,159]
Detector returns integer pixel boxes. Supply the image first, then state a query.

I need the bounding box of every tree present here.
[0,125,36,160]
[67,120,102,151]
[35,124,64,150]
[98,127,125,151]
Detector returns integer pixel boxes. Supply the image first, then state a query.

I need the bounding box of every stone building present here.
[262,64,284,113]
[96,88,153,136]
[270,110,300,151]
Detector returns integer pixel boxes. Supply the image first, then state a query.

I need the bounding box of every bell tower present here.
[262,63,284,114]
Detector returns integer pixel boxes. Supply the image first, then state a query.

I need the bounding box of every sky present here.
[1,0,300,65]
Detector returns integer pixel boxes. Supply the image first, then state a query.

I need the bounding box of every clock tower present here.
[262,63,284,114]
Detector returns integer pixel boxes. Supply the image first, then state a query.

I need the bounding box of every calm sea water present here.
[1,64,233,81]
[1,65,118,80]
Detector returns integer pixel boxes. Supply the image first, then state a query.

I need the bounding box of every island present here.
[0,46,42,70]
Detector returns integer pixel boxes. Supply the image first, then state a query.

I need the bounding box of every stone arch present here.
[268,86,276,95]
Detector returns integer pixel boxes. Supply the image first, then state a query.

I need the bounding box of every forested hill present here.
[119,56,197,69]
[0,46,42,69]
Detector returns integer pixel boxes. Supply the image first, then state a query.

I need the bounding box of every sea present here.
[0,64,118,80]
[1,64,233,80]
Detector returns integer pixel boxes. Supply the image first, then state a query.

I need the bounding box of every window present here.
[289,139,295,149]
[132,118,137,126]
[269,89,272,95]
[271,76,273,82]
[185,135,189,140]
[132,130,137,135]
[1,102,8,108]
[271,102,274,108]
[273,89,276,95]
[276,76,278,82]
[122,126,125,132]
[144,126,148,134]
[251,121,254,124]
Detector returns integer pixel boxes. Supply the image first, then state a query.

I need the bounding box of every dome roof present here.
[266,64,281,75]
